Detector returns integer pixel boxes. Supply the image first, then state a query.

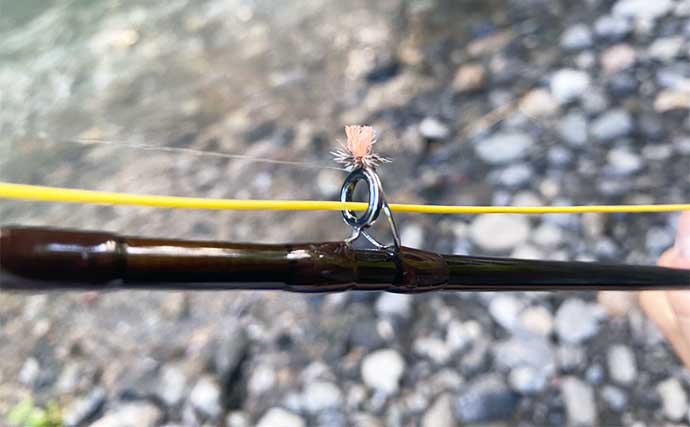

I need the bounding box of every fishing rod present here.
[1,125,689,292]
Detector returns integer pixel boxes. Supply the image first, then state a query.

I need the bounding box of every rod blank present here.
[1,226,688,292]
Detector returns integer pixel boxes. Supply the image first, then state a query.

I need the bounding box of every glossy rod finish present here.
[1,226,688,292]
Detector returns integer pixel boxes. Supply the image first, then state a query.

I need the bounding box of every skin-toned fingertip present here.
[674,211,690,261]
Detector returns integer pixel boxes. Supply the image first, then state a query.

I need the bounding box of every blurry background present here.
[1,0,689,425]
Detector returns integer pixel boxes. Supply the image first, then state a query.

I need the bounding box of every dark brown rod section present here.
[1,226,688,292]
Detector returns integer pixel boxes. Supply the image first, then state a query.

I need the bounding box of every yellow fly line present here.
[0,181,689,215]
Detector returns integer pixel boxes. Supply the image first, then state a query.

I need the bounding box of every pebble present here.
[532,223,564,248]
[581,89,609,114]
[302,381,342,412]
[600,44,636,74]
[654,89,690,112]
[400,223,425,248]
[376,293,413,319]
[646,227,675,256]
[63,388,107,427]
[470,214,530,252]
[489,294,525,331]
[91,401,162,427]
[508,366,548,394]
[519,305,554,335]
[189,376,223,420]
[550,69,591,104]
[454,374,518,423]
[157,365,187,407]
[612,0,674,20]
[419,117,450,140]
[493,336,555,373]
[607,345,637,385]
[361,349,405,394]
[557,113,588,147]
[607,147,642,175]
[248,364,276,395]
[656,378,689,421]
[445,320,481,353]
[495,164,533,187]
[594,15,632,41]
[555,299,601,344]
[557,344,587,371]
[422,394,454,427]
[316,169,343,197]
[601,385,628,411]
[414,337,452,365]
[591,109,633,141]
[511,243,544,260]
[561,24,593,50]
[18,357,40,386]
[518,88,559,118]
[226,411,250,427]
[256,408,305,427]
[648,37,685,61]
[560,377,598,426]
[453,63,486,92]
[475,132,534,164]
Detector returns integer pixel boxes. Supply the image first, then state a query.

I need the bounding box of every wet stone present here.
[607,148,642,175]
[454,374,519,424]
[376,293,412,319]
[612,0,674,21]
[489,294,525,331]
[493,335,555,373]
[508,366,548,394]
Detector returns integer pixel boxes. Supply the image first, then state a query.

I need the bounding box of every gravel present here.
[555,299,602,344]
[361,349,405,395]
[656,378,689,421]
[1,0,688,425]
[561,377,598,426]
[470,214,530,252]
[474,132,534,164]
[91,401,162,427]
[454,374,519,424]
[590,109,633,141]
[607,345,637,385]
[550,69,591,103]
[256,408,305,427]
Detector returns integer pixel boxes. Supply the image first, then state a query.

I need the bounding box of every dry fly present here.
[331,125,390,170]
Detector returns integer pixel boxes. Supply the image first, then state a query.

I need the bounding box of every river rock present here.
[189,376,222,420]
[607,345,637,385]
[601,44,636,74]
[422,394,454,427]
[657,378,689,421]
[561,24,592,50]
[302,381,342,412]
[591,109,633,141]
[594,15,632,41]
[550,69,591,104]
[91,401,162,427]
[256,408,305,427]
[561,377,597,426]
[475,132,534,164]
[470,214,530,252]
[555,299,602,344]
[612,0,674,20]
[454,374,518,423]
[558,113,588,147]
[419,117,450,140]
[361,349,405,394]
